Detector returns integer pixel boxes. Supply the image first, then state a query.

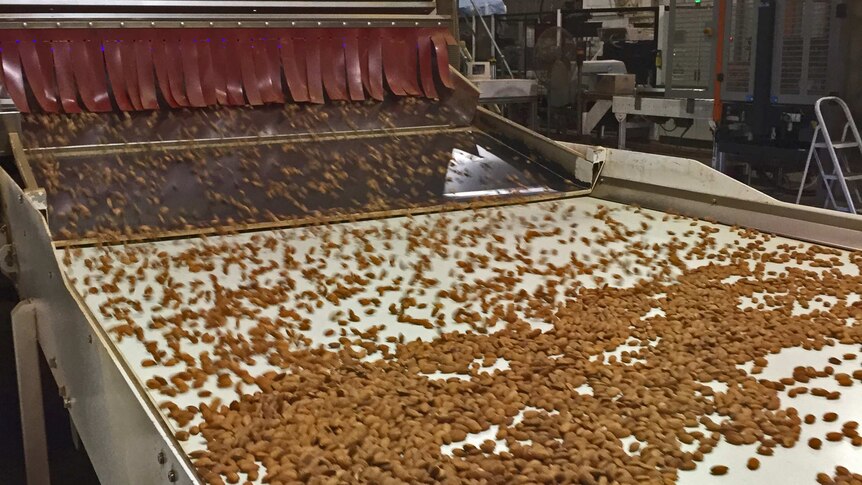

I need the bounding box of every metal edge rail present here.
[0,168,200,484]
[25,124,468,159]
[0,13,450,29]
[569,143,862,251]
[53,185,596,249]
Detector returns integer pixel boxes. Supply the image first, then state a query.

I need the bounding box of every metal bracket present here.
[12,300,51,485]
[0,225,18,278]
[9,132,40,191]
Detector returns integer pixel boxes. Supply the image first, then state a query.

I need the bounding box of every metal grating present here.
[778,0,805,96]
[773,0,842,103]
[806,0,832,96]
[724,0,757,96]
[670,0,715,90]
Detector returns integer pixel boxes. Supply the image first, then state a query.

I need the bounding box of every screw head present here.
[167,469,178,482]
[157,451,166,465]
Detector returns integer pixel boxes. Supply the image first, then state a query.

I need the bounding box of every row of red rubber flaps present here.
[0,28,458,113]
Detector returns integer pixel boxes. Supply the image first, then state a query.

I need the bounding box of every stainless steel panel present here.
[665,0,717,98]
[771,0,845,105]
[0,169,200,484]
[721,0,758,102]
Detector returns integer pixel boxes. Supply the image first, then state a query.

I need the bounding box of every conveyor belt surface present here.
[59,196,862,484]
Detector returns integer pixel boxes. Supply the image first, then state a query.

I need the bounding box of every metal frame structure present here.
[1,3,860,485]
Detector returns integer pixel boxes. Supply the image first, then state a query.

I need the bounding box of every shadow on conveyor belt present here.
[0,277,99,485]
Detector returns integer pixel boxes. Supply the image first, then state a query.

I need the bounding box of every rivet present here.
[179,21,185,27]
[157,451,166,465]
[49,357,57,368]
[22,22,28,27]
[150,21,156,27]
[168,469,178,482]
[119,21,125,27]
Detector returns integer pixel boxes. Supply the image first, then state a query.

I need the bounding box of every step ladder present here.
[796,97,862,214]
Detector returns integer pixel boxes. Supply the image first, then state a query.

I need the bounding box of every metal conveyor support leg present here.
[12,300,51,485]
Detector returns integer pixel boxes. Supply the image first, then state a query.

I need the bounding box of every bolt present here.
[167,469,177,482]
[157,451,166,465]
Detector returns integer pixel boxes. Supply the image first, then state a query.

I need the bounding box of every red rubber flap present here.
[151,36,179,108]
[321,31,348,101]
[431,31,454,89]
[0,41,30,112]
[180,32,206,108]
[51,40,81,113]
[69,31,112,112]
[101,33,132,111]
[195,32,217,106]
[344,30,364,101]
[119,38,143,110]
[237,33,263,106]
[304,30,324,104]
[396,29,422,97]
[366,30,385,101]
[250,32,278,104]
[19,38,60,112]
[279,33,308,103]
[134,36,159,110]
[382,31,406,96]
[417,31,437,99]
[264,36,284,103]
[163,35,190,107]
[221,34,244,105]
[207,33,228,105]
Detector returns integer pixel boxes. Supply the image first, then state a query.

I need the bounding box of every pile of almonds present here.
[63,198,862,484]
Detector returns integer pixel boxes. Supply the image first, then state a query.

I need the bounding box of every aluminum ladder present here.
[796,97,862,214]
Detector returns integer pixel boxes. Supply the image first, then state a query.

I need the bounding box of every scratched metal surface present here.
[30,129,584,241]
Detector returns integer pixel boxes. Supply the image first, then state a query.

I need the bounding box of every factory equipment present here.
[714,0,848,187]
[0,1,860,485]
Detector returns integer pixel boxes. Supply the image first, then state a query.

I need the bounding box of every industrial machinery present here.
[0,1,861,485]
[669,0,846,188]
